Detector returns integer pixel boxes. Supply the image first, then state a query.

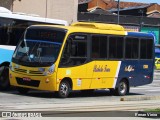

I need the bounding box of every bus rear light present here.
[144,75,150,79]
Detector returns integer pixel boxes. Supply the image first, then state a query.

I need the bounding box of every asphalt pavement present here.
[0,71,159,119]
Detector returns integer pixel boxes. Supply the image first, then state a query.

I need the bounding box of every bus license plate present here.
[23,77,31,81]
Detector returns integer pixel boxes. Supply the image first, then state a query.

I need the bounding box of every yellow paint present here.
[9,63,57,91]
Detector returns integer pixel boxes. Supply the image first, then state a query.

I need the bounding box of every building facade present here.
[78,0,160,57]
[1,0,78,24]
[0,0,13,10]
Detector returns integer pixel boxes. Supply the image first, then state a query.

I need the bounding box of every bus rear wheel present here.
[0,66,10,90]
[17,87,30,94]
[110,80,129,96]
[58,81,70,98]
[116,80,128,96]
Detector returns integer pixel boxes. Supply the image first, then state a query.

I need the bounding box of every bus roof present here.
[128,32,154,39]
[71,22,125,31]
[29,22,127,36]
[28,23,155,39]
[0,7,68,26]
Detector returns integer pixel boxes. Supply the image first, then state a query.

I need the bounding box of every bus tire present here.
[17,87,30,94]
[115,80,128,96]
[58,81,70,98]
[0,66,10,90]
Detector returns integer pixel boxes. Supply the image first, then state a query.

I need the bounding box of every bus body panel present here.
[10,60,121,91]
[57,64,88,90]
[10,60,154,91]
[9,63,57,91]
[90,61,120,89]
[55,61,121,90]
[115,60,154,88]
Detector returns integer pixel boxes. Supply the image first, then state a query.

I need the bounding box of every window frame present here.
[124,36,140,60]
[59,32,89,67]
[91,34,108,60]
[139,38,154,60]
[90,34,125,61]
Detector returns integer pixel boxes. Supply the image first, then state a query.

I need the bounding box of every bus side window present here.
[125,37,139,59]
[140,39,153,59]
[59,34,87,67]
[91,35,108,59]
[109,36,124,59]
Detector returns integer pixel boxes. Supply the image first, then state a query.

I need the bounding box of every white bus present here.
[0,7,68,89]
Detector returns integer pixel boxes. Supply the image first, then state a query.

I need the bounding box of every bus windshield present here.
[12,27,66,67]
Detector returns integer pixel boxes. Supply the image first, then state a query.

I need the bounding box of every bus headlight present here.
[44,64,55,76]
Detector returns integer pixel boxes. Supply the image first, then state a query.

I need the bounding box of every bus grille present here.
[16,77,40,87]
[14,68,43,75]
[14,68,27,73]
[29,70,43,75]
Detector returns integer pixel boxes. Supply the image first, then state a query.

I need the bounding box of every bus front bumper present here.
[9,70,58,91]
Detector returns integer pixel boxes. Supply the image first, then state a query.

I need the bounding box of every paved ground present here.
[0,71,159,119]
[0,78,159,105]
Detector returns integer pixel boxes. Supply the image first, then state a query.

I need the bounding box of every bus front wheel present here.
[58,81,70,98]
[0,66,10,90]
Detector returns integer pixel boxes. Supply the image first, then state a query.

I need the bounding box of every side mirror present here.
[68,37,76,56]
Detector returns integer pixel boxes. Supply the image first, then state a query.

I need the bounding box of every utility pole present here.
[117,0,120,24]
[45,0,48,18]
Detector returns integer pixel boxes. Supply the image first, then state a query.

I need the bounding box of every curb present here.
[154,77,160,80]
[154,70,160,72]
[120,96,160,101]
[154,71,160,80]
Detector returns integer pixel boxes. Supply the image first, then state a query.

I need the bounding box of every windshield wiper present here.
[36,42,42,63]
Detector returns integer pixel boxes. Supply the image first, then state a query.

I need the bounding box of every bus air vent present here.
[71,22,125,31]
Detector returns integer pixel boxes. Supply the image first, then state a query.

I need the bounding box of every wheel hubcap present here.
[60,83,68,96]
[119,82,126,94]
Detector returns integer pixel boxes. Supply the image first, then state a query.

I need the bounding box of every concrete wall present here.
[0,0,13,10]
[13,0,46,17]
[12,0,78,24]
